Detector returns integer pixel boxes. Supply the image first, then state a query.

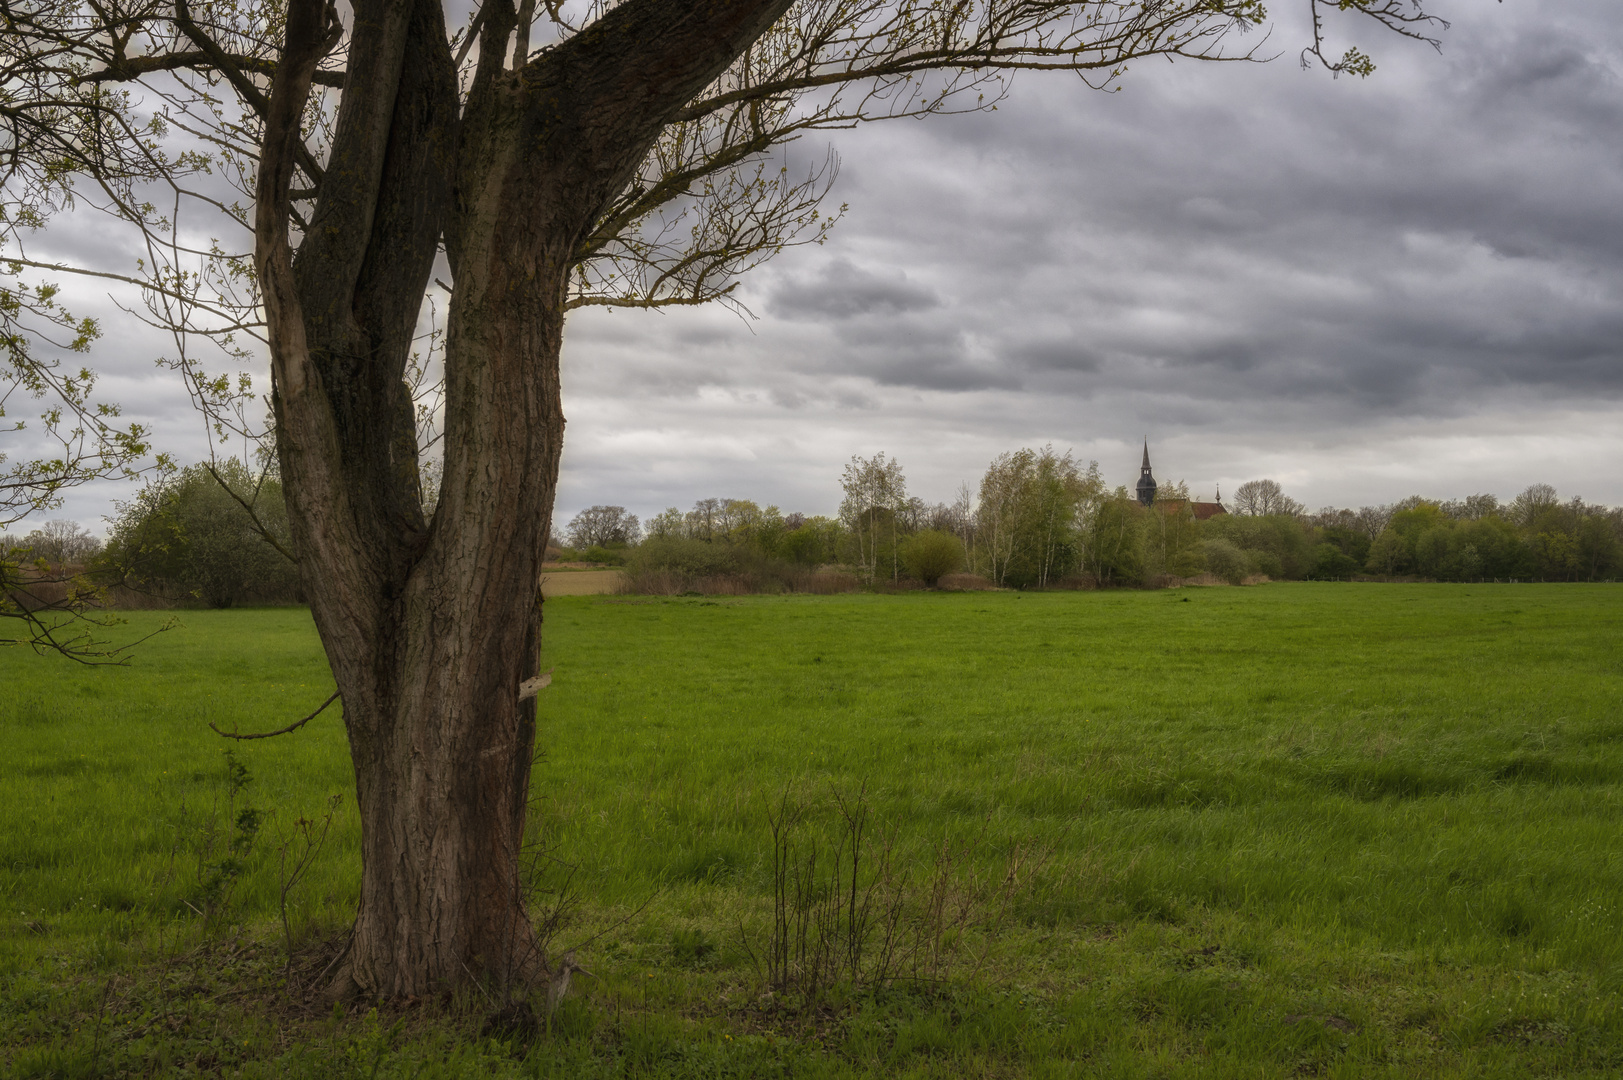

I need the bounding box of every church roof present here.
[1155,499,1228,521]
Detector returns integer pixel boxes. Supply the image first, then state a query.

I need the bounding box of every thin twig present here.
[203,461,298,565]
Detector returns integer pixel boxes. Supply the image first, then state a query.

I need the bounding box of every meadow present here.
[2,583,1622,1077]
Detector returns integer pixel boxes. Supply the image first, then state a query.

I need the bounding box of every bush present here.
[1198,538,1253,585]
[899,530,965,586]
[621,536,858,595]
[938,572,996,590]
[1311,542,1361,580]
[1201,513,1312,579]
[101,460,299,608]
[626,537,739,578]
[581,545,628,566]
[1167,545,1208,578]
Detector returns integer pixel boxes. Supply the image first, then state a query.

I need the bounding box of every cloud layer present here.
[553,0,1623,521]
[18,0,1623,532]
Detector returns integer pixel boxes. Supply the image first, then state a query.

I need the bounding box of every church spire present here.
[1135,440,1157,507]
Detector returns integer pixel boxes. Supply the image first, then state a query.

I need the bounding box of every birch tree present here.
[839,451,905,583]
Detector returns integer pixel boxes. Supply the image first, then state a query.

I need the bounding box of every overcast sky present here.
[14,0,1623,534]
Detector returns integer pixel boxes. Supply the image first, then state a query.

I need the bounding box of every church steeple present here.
[1136,440,1157,507]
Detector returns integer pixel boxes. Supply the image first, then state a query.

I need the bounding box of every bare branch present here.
[210,689,341,739]
[1300,0,1446,77]
[80,48,347,87]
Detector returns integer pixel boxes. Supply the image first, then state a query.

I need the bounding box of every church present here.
[1135,442,1227,520]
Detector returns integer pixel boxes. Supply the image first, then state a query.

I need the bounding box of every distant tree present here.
[780,516,844,566]
[1202,512,1314,579]
[1575,511,1623,580]
[975,449,1035,587]
[1311,507,1355,530]
[1315,525,1372,568]
[1353,505,1394,538]
[718,499,772,546]
[900,530,965,586]
[645,507,688,540]
[1509,484,1560,527]
[1439,493,1500,520]
[973,447,1103,586]
[1083,489,1146,586]
[938,484,978,563]
[1309,542,1361,580]
[11,519,103,564]
[1029,449,1101,588]
[840,453,907,584]
[749,505,791,556]
[686,498,726,542]
[1149,498,1205,578]
[565,506,641,548]
[1231,479,1304,517]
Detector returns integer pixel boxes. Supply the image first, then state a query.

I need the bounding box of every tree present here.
[8,519,103,564]
[644,507,688,540]
[2,0,1442,998]
[564,505,640,548]
[840,452,906,584]
[1082,488,1145,585]
[1509,484,1561,528]
[1028,449,1099,588]
[975,448,1034,586]
[686,498,726,542]
[974,446,1098,587]
[1231,478,1305,517]
[779,514,844,565]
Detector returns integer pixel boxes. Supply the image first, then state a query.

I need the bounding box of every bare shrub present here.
[937,573,995,591]
[803,571,859,594]
[617,563,860,596]
[1052,574,1099,590]
[746,785,1051,1005]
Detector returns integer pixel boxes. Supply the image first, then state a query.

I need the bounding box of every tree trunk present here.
[256,0,795,999]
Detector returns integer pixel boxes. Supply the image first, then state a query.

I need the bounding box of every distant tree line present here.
[574,454,1623,592]
[8,457,1620,610]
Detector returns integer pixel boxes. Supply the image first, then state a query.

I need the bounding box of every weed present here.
[190,750,263,925]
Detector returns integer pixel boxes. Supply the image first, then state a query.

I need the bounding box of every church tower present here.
[1136,440,1157,507]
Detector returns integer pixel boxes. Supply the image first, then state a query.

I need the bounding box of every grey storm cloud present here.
[768,257,941,319]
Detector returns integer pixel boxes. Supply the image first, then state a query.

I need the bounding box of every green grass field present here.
[3,583,1622,1077]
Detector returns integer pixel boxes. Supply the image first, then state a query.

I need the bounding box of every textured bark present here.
[257,0,793,997]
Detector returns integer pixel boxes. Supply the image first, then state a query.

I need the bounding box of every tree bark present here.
[257,0,794,998]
